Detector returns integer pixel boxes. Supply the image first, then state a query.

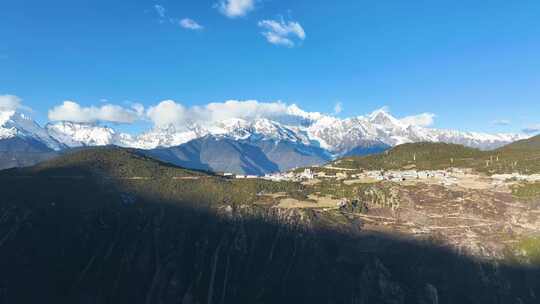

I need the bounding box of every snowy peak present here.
[123,118,313,150]
[131,124,205,149]
[284,104,323,122]
[0,108,529,158]
[222,118,310,144]
[367,108,402,128]
[45,121,122,148]
[0,110,17,139]
[0,110,63,150]
[301,109,526,153]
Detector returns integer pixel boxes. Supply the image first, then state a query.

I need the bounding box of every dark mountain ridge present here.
[0,136,59,170]
[143,135,332,175]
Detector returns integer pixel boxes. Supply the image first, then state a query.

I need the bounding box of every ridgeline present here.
[332,136,540,174]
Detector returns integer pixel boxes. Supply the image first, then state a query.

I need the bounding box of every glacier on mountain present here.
[0,110,64,150]
[1,107,528,156]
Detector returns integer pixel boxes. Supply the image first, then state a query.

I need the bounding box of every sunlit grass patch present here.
[511,183,540,200]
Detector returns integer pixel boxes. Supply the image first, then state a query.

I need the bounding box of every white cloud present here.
[492,119,511,126]
[154,4,166,19]
[333,102,343,115]
[45,99,301,129]
[180,18,204,30]
[48,101,142,124]
[205,100,290,121]
[45,99,445,134]
[131,103,145,117]
[146,99,294,128]
[0,94,31,112]
[217,0,255,18]
[153,5,202,31]
[0,95,22,111]
[400,113,436,127]
[143,100,442,131]
[523,124,540,134]
[146,100,188,128]
[258,18,306,47]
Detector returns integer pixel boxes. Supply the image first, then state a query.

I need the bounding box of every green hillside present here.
[27,147,208,178]
[1,147,305,208]
[332,138,540,174]
[487,135,540,174]
[333,142,484,170]
[498,134,540,152]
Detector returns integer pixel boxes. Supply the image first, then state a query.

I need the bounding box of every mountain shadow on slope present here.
[0,137,58,170]
[0,148,539,304]
[251,139,331,171]
[144,136,331,175]
[341,140,391,157]
[143,136,279,175]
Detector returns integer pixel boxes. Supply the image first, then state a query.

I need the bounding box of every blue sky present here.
[1,0,539,134]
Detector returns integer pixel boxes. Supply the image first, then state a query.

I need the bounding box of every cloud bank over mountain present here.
[400,112,436,127]
[1,95,531,164]
[146,99,299,129]
[48,101,143,124]
[42,98,441,133]
[0,94,31,112]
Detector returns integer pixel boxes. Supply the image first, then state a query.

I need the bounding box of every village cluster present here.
[224,166,473,186]
[219,163,540,189]
[491,173,540,183]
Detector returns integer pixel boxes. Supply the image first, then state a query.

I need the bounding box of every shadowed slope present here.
[143,136,280,175]
[0,137,58,170]
[143,136,331,175]
[0,148,539,303]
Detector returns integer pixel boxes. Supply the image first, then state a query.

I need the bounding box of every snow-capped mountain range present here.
[0,107,527,155]
[0,110,64,151]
